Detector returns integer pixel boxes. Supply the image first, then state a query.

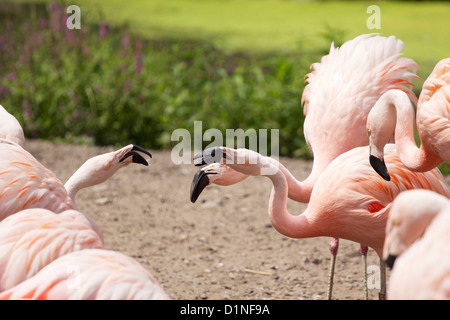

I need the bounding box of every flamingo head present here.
[115,144,152,166]
[190,146,277,203]
[190,163,248,203]
[382,189,448,268]
[88,144,152,182]
[366,91,401,182]
[65,144,152,199]
[193,146,277,176]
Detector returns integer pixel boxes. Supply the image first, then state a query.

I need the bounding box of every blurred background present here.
[0,0,449,169]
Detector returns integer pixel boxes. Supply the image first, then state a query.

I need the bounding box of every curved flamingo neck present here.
[392,95,442,171]
[271,160,316,203]
[64,175,85,200]
[64,165,97,200]
[264,167,318,239]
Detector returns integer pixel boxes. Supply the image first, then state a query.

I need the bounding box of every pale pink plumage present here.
[0,105,150,218]
[383,190,450,299]
[0,139,75,221]
[64,144,152,200]
[192,145,449,299]
[191,35,432,299]
[193,145,449,257]
[0,140,151,222]
[0,208,104,291]
[0,249,170,300]
[299,34,419,202]
[367,58,450,175]
[0,104,25,147]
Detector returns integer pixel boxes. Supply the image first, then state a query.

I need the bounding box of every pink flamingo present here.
[0,208,104,291]
[383,189,450,299]
[298,33,418,202]
[192,145,450,299]
[0,139,151,221]
[0,104,25,147]
[277,34,419,296]
[367,58,450,180]
[191,35,419,298]
[0,249,170,300]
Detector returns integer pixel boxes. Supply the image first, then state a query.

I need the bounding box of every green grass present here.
[13,1,450,67]
[67,0,450,76]
[9,0,450,78]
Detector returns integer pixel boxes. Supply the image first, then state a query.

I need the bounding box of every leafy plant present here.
[0,2,312,159]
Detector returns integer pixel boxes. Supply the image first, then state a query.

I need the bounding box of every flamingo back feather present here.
[307,144,449,254]
[301,34,419,166]
[0,140,75,221]
[0,249,170,300]
[0,208,103,291]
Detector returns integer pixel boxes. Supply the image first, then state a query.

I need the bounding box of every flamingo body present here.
[0,208,104,291]
[193,145,450,257]
[300,34,419,198]
[0,140,151,222]
[383,190,450,299]
[0,249,170,300]
[0,104,25,147]
[0,139,75,221]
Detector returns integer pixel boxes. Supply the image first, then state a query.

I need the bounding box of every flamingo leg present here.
[360,244,369,300]
[327,237,339,300]
[379,259,387,300]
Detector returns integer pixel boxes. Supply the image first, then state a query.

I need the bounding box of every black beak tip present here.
[132,144,152,158]
[370,155,391,181]
[190,170,210,203]
[385,254,397,269]
[132,154,149,166]
[119,144,152,165]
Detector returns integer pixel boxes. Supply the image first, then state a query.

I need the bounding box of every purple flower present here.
[124,80,131,94]
[135,53,143,74]
[99,20,109,39]
[121,34,130,48]
[22,99,33,121]
[5,72,16,81]
[65,28,76,45]
[49,2,64,33]
[39,18,47,29]
[0,85,11,97]
[50,2,61,12]
[134,40,144,74]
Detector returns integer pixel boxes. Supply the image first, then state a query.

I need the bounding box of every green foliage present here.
[0,3,313,158]
[1,2,447,176]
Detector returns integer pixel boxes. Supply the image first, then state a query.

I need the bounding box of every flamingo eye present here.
[390,218,399,226]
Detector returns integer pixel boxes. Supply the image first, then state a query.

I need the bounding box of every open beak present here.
[369,155,391,181]
[119,144,152,166]
[193,147,230,166]
[190,169,217,203]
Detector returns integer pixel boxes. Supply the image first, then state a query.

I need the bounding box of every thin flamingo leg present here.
[379,259,387,300]
[360,244,369,300]
[327,237,339,300]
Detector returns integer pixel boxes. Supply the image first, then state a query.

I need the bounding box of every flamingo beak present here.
[190,169,217,203]
[369,155,391,181]
[385,254,397,269]
[193,147,230,166]
[119,144,152,166]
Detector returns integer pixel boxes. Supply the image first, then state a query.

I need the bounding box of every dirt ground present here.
[23,139,450,300]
